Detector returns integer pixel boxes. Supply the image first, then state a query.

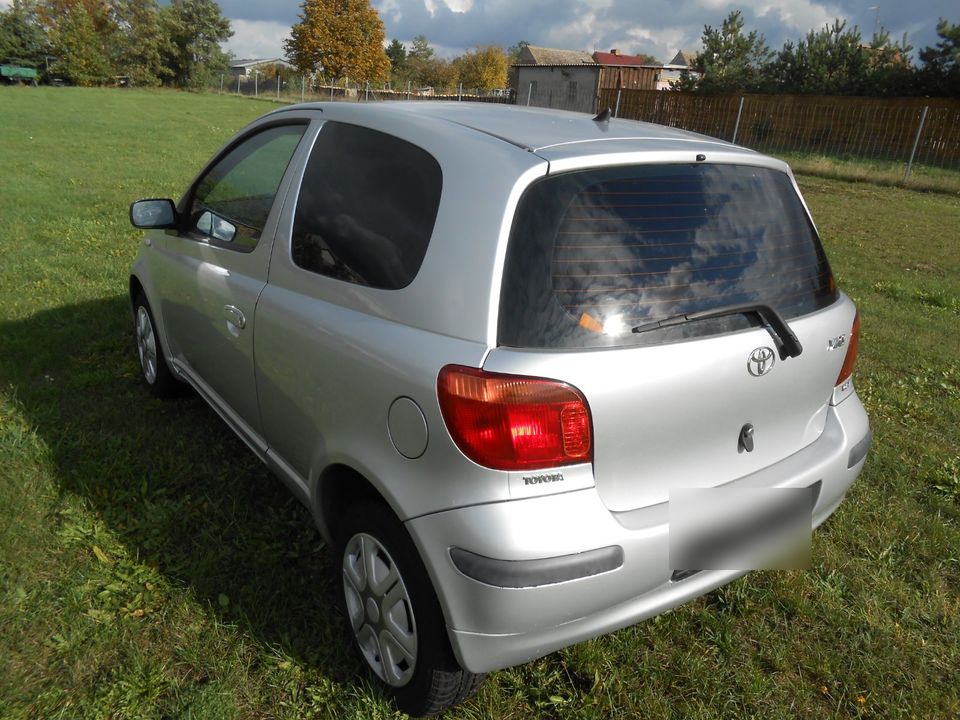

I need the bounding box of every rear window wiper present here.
[631,303,803,359]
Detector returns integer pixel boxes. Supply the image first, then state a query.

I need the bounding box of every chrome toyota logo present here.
[747,346,776,376]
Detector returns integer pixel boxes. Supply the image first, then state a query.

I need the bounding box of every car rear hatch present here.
[485,160,857,511]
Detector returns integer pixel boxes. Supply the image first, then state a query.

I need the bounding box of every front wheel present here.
[336,501,485,716]
[133,291,178,398]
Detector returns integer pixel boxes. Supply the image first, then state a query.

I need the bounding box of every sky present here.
[216,0,956,63]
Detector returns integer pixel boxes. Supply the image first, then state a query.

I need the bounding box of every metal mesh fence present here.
[214,73,512,106]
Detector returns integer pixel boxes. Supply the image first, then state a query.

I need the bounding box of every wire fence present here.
[599,88,960,174]
[216,73,512,105]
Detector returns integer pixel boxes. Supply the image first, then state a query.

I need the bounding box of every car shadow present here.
[0,293,362,685]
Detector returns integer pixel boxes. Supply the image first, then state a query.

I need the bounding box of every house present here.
[512,45,671,114]
[659,50,699,89]
[229,58,293,79]
[593,49,660,91]
[513,45,599,114]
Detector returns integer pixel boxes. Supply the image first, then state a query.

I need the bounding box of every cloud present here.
[222,19,291,60]
[214,0,951,64]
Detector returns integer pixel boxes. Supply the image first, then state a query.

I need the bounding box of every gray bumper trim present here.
[449,545,624,588]
[847,427,872,468]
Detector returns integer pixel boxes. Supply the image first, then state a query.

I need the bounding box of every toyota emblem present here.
[748,346,776,376]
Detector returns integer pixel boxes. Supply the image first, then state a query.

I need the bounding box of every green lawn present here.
[1,87,958,719]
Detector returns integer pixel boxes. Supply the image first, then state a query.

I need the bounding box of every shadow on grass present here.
[0,293,361,685]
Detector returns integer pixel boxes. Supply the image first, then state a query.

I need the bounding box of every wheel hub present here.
[342,532,418,687]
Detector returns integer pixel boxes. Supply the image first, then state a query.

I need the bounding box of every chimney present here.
[610,49,619,55]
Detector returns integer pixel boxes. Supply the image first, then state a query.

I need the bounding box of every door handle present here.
[224,305,246,330]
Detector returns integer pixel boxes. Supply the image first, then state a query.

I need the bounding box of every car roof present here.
[274,101,750,156]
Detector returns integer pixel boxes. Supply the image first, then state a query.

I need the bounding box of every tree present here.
[0,1,48,68]
[408,34,433,63]
[386,37,406,75]
[688,10,773,93]
[110,0,169,85]
[39,0,116,85]
[918,18,960,96]
[457,44,508,91]
[284,0,389,84]
[768,20,870,94]
[160,0,231,89]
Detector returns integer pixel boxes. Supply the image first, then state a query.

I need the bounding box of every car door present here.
[151,120,309,443]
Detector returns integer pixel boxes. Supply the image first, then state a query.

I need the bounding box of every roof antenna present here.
[593,107,612,123]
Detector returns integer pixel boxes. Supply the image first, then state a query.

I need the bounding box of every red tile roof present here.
[593,51,653,66]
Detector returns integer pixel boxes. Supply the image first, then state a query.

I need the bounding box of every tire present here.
[336,500,486,716]
[133,291,179,398]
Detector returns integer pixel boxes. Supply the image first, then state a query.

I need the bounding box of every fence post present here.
[301,76,305,103]
[277,75,280,100]
[458,82,463,101]
[407,80,411,100]
[330,82,334,101]
[614,88,622,118]
[254,71,258,97]
[219,74,223,94]
[903,105,929,183]
[236,74,240,95]
[731,96,745,144]
[526,83,532,106]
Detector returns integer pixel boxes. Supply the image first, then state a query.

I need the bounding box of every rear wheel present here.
[336,501,485,716]
[133,292,178,398]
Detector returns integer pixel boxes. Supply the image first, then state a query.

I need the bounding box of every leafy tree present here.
[110,0,169,85]
[408,34,433,63]
[284,0,389,84]
[160,0,231,89]
[386,38,406,75]
[457,44,507,91]
[0,1,48,68]
[687,10,772,93]
[918,18,960,96]
[39,0,116,84]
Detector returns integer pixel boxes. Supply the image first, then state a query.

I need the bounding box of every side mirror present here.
[196,210,237,243]
[130,198,177,229]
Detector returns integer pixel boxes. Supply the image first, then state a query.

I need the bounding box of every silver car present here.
[129,102,870,716]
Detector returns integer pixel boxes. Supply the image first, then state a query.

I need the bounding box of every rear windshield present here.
[499,164,838,349]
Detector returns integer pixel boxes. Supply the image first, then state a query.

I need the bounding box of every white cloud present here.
[222,19,291,61]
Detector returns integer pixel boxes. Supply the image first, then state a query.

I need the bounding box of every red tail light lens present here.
[835,311,861,386]
[437,365,593,471]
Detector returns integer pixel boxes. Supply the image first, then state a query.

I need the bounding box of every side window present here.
[189,123,306,252]
[291,121,442,290]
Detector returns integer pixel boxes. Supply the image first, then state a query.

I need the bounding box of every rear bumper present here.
[405,392,870,674]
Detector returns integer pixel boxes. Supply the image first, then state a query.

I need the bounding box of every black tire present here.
[336,500,485,716]
[133,291,179,398]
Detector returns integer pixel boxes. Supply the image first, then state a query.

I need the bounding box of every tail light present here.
[437,365,592,471]
[835,311,861,386]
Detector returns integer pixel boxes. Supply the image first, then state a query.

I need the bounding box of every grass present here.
[1,86,959,719]
[775,151,960,196]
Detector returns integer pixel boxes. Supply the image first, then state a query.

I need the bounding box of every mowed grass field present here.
[1,87,958,720]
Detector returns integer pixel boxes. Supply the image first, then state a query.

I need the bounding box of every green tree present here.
[386,37,406,75]
[0,1,48,69]
[918,18,960,96]
[457,44,508,91]
[160,0,231,89]
[40,0,116,85]
[408,34,433,63]
[687,10,772,93]
[284,0,389,84]
[768,20,870,94]
[110,0,169,85]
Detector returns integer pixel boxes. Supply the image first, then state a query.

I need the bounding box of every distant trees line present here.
[679,11,960,97]
[0,0,232,88]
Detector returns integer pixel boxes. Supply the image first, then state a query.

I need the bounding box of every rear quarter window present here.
[499,164,838,349]
[291,121,442,290]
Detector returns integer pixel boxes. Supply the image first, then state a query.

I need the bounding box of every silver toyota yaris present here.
[129,102,870,716]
